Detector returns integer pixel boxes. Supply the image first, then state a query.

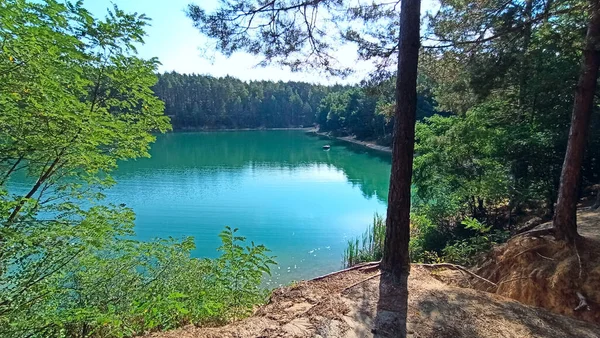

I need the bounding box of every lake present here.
[109,130,391,285]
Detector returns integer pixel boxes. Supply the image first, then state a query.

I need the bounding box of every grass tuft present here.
[342,213,385,267]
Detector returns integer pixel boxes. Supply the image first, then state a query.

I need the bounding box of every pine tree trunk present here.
[382,0,421,279]
[553,0,600,243]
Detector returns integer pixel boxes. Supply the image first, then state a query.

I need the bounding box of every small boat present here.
[322,145,331,150]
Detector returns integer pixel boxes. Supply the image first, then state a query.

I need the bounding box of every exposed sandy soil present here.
[456,209,600,324]
[531,209,600,240]
[144,263,600,338]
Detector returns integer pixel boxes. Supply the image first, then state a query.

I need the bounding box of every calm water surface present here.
[109,131,391,285]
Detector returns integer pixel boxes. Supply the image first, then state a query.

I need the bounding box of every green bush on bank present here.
[1,223,276,338]
[343,213,509,268]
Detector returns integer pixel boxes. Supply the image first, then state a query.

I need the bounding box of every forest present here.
[152,73,437,144]
[152,73,342,129]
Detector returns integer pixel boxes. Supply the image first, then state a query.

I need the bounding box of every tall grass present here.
[342,213,386,267]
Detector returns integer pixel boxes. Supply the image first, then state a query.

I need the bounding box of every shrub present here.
[0,226,276,338]
[345,213,509,267]
[441,218,509,265]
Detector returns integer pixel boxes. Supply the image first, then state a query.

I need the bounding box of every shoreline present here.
[171,127,314,132]
[306,130,392,153]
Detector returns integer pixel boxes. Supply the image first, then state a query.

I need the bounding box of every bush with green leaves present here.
[0,2,275,337]
[1,222,275,337]
[440,218,509,266]
[345,213,510,267]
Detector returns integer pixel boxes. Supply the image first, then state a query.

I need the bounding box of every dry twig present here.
[575,292,590,311]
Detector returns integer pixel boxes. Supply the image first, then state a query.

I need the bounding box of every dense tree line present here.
[153,72,344,130]
[315,80,437,144]
[413,0,600,234]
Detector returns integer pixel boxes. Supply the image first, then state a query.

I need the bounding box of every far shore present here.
[167,127,393,153]
[306,130,392,153]
[171,127,314,132]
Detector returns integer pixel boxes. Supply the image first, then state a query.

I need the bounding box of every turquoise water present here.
[107,130,391,285]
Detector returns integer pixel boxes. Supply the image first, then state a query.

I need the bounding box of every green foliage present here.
[343,214,385,267]
[213,227,277,320]
[344,213,509,267]
[410,214,509,265]
[316,82,437,145]
[1,224,275,337]
[441,220,509,266]
[0,2,275,337]
[409,213,450,263]
[153,73,344,130]
[418,0,600,222]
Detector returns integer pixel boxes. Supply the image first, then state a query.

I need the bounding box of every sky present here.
[84,0,436,85]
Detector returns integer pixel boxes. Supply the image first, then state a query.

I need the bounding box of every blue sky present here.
[84,0,435,84]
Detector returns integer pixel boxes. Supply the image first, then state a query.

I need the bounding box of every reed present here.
[342,213,386,267]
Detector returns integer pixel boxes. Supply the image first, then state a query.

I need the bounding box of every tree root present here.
[415,263,497,287]
[575,292,590,311]
[342,273,382,293]
[511,228,554,239]
[311,261,380,281]
[536,252,555,261]
[574,240,583,280]
[509,245,548,260]
[497,276,531,286]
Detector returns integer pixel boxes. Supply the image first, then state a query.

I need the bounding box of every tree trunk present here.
[553,0,600,243]
[382,0,421,279]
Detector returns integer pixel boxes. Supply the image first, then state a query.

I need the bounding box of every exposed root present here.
[511,228,554,239]
[472,233,600,323]
[416,263,497,288]
[497,276,531,286]
[509,245,547,260]
[575,292,590,311]
[311,261,380,281]
[342,273,382,293]
[575,240,583,280]
[536,252,555,261]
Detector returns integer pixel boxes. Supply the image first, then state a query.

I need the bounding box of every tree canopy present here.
[152,72,343,129]
[0,1,274,337]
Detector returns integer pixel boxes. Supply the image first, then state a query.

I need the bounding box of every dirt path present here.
[563,209,599,240]
[532,209,600,240]
[144,265,600,338]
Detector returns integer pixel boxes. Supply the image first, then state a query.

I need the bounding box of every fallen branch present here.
[575,292,590,311]
[342,273,382,293]
[359,265,381,273]
[415,263,497,287]
[515,217,544,234]
[311,261,380,281]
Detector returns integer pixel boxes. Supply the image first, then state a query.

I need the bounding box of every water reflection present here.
[112,131,391,284]
[118,131,391,203]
